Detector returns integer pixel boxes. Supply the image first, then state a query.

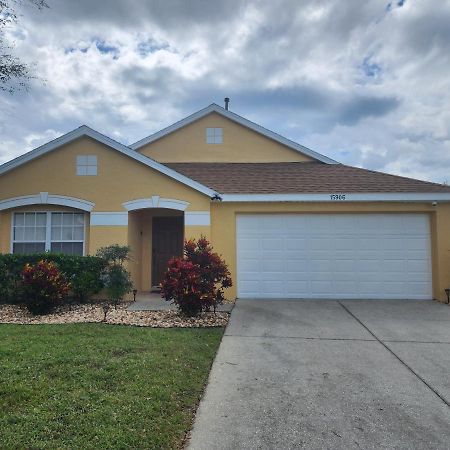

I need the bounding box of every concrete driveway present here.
[188,300,450,450]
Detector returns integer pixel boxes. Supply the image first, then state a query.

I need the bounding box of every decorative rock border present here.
[0,304,229,328]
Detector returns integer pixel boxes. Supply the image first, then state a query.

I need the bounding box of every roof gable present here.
[130,104,338,164]
[0,125,216,197]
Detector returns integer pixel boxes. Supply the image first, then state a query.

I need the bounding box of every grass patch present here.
[0,324,223,449]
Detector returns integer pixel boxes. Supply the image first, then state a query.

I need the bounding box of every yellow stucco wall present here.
[0,137,210,212]
[137,112,314,163]
[210,202,450,303]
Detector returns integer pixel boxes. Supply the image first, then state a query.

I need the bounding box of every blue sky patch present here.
[137,38,169,57]
[360,56,382,78]
[387,0,406,11]
[94,39,120,58]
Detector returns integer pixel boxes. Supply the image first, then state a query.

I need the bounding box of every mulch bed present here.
[0,303,229,328]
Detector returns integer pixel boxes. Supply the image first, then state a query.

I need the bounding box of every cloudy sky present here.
[1,0,449,182]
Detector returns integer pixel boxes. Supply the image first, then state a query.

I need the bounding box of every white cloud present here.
[0,0,449,183]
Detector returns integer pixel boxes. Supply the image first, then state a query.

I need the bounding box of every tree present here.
[0,0,48,92]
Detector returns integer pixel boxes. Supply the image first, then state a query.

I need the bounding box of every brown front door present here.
[152,216,184,287]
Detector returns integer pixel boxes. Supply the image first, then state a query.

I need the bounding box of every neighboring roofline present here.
[219,193,450,202]
[0,125,217,197]
[130,103,339,164]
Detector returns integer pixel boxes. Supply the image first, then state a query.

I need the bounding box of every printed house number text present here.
[330,194,346,200]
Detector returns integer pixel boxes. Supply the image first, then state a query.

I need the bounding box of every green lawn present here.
[0,324,223,449]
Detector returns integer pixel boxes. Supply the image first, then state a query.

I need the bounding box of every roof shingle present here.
[164,162,450,194]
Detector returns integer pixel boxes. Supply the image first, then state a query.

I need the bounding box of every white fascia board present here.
[0,125,216,197]
[130,104,338,165]
[220,192,450,202]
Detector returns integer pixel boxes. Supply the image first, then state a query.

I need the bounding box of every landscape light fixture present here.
[102,303,110,322]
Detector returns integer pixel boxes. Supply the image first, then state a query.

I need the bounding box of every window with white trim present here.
[12,212,46,254]
[76,155,97,175]
[206,127,223,144]
[12,212,85,255]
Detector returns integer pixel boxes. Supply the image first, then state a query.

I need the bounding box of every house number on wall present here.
[330,194,346,200]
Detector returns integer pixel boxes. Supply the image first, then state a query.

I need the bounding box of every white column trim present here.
[185,211,211,226]
[90,212,129,226]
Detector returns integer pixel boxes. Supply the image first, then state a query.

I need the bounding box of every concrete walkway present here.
[128,292,235,312]
[189,299,450,450]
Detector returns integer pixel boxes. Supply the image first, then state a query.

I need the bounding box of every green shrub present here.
[0,253,105,304]
[161,237,232,316]
[96,245,133,307]
[22,260,71,314]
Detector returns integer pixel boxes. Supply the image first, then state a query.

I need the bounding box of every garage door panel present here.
[407,260,429,272]
[262,260,284,272]
[407,282,431,296]
[285,217,308,230]
[261,216,283,229]
[239,258,261,271]
[239,272,260,283]
[407,250,431,261]
[238,239,260,251]
[310,280,333,294]
[334,280,358,294]
[309,259,333,272]
[382,282,406,295]
[285,281,309,294]
[309,238,334,250]
[404,238,429,250]
[239,281,260,295]
[261,280,286,293]
[237,214,432,300]
[355,260,382,272]
[308,272,331,281]
[285,252,309,263]
[261,239,283,250]
[236,216,257,231]
[286,238,307,249]
[334,250,355,260]
[284,271,309,281]
[334,260,356,272]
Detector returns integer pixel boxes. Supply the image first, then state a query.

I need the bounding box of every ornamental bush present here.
[22,260,71,314]
[96,245,133,307]
[0,253,105,304]
[160,237,232,316]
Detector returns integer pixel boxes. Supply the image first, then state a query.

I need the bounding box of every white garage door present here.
[236,214,432,299]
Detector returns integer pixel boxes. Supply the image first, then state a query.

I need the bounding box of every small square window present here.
[76,155,97,176]
[206,128,223,144]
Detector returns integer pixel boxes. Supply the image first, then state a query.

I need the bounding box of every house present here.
[1,103,450,302]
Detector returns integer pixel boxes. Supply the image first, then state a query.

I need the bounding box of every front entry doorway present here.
[152,216,184,287]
